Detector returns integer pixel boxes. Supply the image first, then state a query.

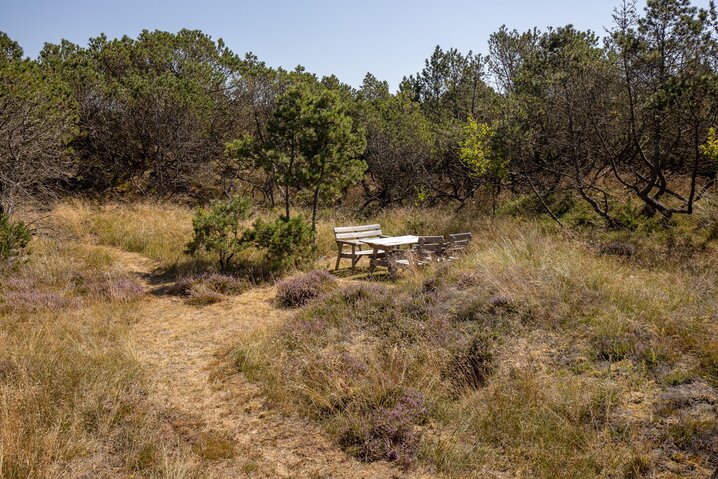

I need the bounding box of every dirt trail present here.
[111,248,407,479]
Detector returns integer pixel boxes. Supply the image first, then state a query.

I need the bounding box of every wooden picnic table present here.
[361,235,420,278]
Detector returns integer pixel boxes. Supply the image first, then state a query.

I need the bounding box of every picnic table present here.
[361,235,420,279]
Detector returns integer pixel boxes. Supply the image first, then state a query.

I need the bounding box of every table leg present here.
[386,246,399,280]
[387,258,398,280]
[368,246,379,276]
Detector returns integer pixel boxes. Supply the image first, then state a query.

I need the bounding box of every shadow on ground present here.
[330,266,394,282]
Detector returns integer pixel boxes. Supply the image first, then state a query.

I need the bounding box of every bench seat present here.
[333,224,387,270]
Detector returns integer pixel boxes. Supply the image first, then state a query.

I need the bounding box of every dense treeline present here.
[1,0,717,226]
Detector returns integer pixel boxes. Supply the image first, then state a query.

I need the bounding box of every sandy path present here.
[111,249,408,479]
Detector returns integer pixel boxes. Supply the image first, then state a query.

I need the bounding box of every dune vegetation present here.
[2,0,718,477]
[3,197,716,478]
[233,202,718,478]
[0,223,198,478]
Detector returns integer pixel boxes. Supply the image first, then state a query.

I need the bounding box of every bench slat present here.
[334,224,381,234]
[346,249,384,256]
[335,230,383,240]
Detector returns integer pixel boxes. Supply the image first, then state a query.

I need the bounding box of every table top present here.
[361,235,420,247]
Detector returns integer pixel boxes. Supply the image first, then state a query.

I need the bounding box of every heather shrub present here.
[293,282,400,335]
[175,272,249,296]
[590,320,667,369]
[449,291,517,334]
[339,387,427,469]
[276,270,336,308]
[72,271,144,302]
[92,276,145,301]
[237,280,454,468]
[0,213,31,270]
[174,272,249,305]
[487,293,515,314]
[186,286,225,306]
[1,289,78,312]
[593,331,633,362]
[1,269,143,312]
[598,240,637,258]
[336,282,390,304]
[453,295,489,323]
[204,273,250,295]
[235,218,718,477]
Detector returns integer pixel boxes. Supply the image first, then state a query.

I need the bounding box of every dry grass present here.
[234,217,718,478]
[0,235,198,478]
[52,201,200,273]
[7,198,717,478]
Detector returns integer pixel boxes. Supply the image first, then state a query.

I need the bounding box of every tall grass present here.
[52,201,196,269]
[234,217,718,478]
[0,236,196,478]
[6,197,718,477]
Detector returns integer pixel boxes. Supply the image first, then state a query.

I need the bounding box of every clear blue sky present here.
[1,0,713,90]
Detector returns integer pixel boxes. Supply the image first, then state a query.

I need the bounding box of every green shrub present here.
[242,216,316,271]
[499,192,576,218]
[0,214,31,270]
[185,197,252,271]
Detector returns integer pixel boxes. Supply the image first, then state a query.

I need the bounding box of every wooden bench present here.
[394,235,445,269]
[333,224,387,270]
[446,232,473,259]
[396,233,472,266]
[415,235,445,262]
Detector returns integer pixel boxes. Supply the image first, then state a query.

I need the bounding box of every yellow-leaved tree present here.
[459,117,508,215]
[700,127,718,165]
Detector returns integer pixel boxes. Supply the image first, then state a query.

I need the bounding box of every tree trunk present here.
[267,177,275,208]
[284,180,290,220]
[491,185,497,217]
[311,185,320,231]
